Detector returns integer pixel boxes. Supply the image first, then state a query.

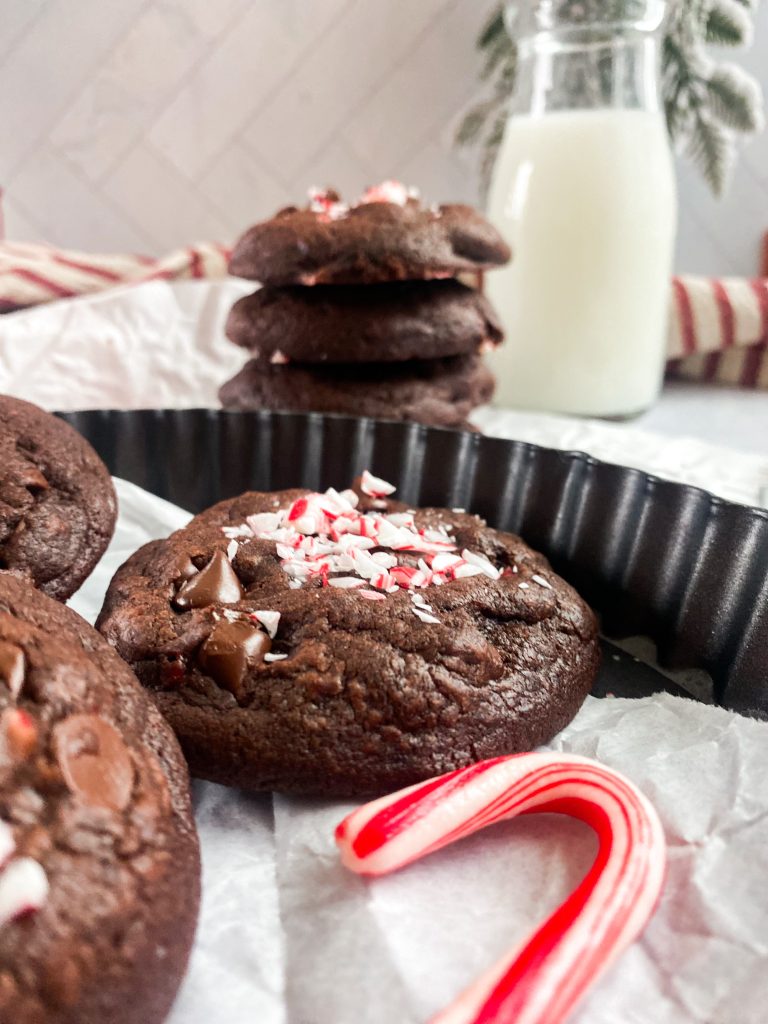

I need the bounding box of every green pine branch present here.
[705,66,763,131]
[705,0,749,45]
[686,104,733,193]
[458,0,764,197]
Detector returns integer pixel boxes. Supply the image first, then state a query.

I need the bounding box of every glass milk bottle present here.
[486,0,677,417]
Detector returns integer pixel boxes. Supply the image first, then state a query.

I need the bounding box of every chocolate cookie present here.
[0,572,200,1024]
[97,477,600,798]
[0,397,117,600]
[218,353,495,427]
[228,183,511,286]
[226,280,504,363]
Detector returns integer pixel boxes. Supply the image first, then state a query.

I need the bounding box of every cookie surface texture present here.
[0,397,117,600]
[225,280,503,364]
[0,572,200,1024]
[97,480,600,798]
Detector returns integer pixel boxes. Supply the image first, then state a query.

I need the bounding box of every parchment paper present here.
[70,478,768,1024]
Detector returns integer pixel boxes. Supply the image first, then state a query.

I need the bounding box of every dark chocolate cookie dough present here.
[218,353,495,427]
[229,187,511,286]
[0,397,117,600]
[0,572,200,1024]
[97,479,600,798]
[226,280,504,363]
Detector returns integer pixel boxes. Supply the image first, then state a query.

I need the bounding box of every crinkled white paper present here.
[69,479,768,1024]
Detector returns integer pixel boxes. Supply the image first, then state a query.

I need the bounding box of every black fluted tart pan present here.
[57,409,768,716]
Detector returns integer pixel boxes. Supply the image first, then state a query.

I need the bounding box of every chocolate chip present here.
[53,715,135,812]
[198,619,271,700]
[170,555,198,584]
[173,550,244,609]
[0,641,25,699]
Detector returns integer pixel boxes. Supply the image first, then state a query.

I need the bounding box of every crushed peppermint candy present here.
[263,652,288,663]
[250,610,281,639]
[270,349,290,365]
[358,180,419,207]
[360,470,396,499]
[309,182,419,218]
[0,824,49,931]
[223,474,512,614]
[308,186,349,220]
[0,822,14,870]
[0,857,49,928]
[519,582,530,590]
[532,574,553,590]
[226,540,238,561]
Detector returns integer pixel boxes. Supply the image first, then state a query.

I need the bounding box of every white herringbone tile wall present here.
[1,0,766,275]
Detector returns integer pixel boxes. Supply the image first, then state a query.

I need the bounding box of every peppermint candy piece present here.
[532,574,553,590]
[0,857,49,928]
[358,181,418,206]
[0,821,15,869]
[462,549,501,581]
[308,186,349,220]
[359,471,396,499]
[336,752,666,1024]
[328,577,367,589]
[250,611,281,639]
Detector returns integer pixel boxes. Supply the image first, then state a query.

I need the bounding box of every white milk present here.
[486,108,676,417]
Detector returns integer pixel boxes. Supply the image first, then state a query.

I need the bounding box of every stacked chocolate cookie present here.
[221,182,511,428]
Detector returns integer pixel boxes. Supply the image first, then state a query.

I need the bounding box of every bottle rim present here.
[504,0,667,43]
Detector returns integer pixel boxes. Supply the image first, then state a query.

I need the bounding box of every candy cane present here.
[335,752,666,1024]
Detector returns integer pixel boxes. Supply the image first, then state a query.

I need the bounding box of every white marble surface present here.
[637,382,768,457]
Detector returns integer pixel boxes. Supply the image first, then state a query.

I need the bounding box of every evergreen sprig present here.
[460,0,764,196]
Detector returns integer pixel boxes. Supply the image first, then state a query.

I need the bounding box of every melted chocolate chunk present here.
[0,640,25,700]
[53,714,135,812]
[170,554,198,584]
[198,619,271,700]
[173,550,243,609]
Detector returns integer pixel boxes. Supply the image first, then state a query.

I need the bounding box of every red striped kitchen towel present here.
[0,240,231,313]
[666,275,768,389]
[1,239,767,390]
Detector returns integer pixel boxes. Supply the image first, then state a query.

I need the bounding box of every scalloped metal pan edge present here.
[57,409,768,716]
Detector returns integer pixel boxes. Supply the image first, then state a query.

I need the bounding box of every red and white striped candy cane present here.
[335,752,666,1024]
